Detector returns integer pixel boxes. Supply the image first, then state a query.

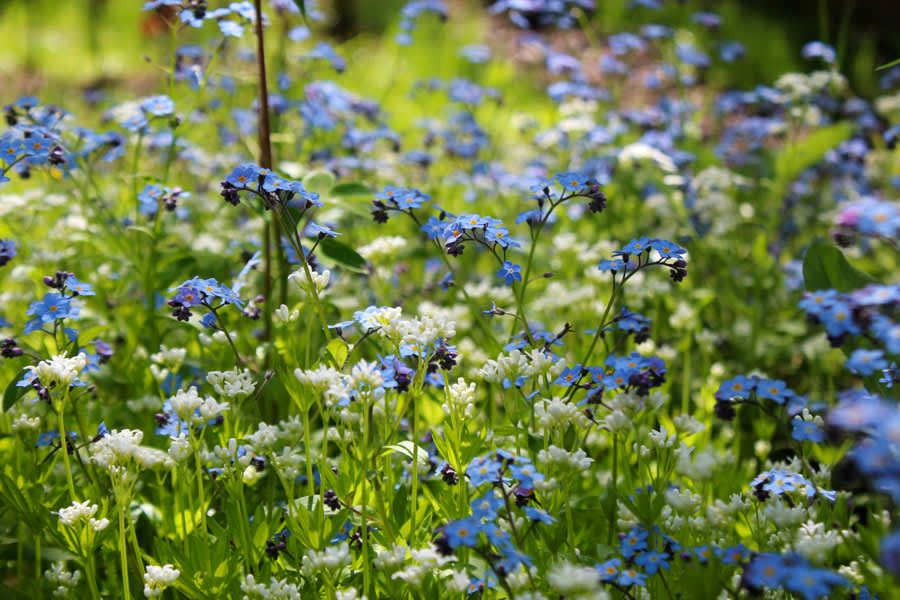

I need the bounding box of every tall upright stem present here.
[118,501,131,600]
[253,0,275,349]
[57,408,77,501]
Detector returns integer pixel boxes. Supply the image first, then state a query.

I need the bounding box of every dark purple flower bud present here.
[323,489,341,510]
[441,463,458,485]
[714,400,736,421]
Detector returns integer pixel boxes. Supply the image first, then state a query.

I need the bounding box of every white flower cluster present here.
[390,544,455,586]
[28,352,88,388]
[479,348,563,385]
[547,561,607,600]
[794,520,854,563]
[241,574,302,600]
[602,390,666,435]
[358,235,406,260]
[90,428,172,470]
[300,542,351,577]
[56,500,109,536]
[168,386,229,423]
[380,313,456,352]
[672,414,706,435]
[534,397,585,430]
[374,544,408,571]
[11,413,40,431]
[288,268,331,296]
[537,445,594,472]
[167,435,192,463]
[273,304,300,323]
[143,564,180,598]
[762,498,807,528]
[335,588,368,600]
[774,70,846,103]
[675,444,734,482]
[44,561,82,598]
[207,367,255,399]
[618,142,677,173]
[211,438,255,480]
[149,345,186,368]
[295,364,352,408]
[442,377,476,418]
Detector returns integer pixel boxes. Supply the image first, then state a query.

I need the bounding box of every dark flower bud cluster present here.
[167,276,245,323]
[440,463,458,485]
[323,489,342,510]
[1,338,23,358]
[369,185,431,224]
[599,237,688,284]
[43,270,73,290]
[220,163,322,215]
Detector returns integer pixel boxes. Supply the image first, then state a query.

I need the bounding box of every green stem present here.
[118,501,131,600]
[681,338,692,414]
[57,408,77,501]
[361,399,371,597]
[608,435,618,544]
[85,550,101,600]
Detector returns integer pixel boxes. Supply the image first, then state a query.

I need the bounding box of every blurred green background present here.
[0,0,897,98]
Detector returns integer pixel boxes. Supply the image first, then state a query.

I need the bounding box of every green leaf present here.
[127,225,156,241]
[302,170,336,196]
[325,337,349,368]
[2,376,28,412]
[774,122,854,189]
[330,182,371,196]
[877,56,900,71]
[319,238,367,271]
[802,239,876,293]
[382,441,430,469]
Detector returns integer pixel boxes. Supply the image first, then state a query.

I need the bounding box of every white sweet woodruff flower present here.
[300,542,351,577]
[295,365,346,399]
[664,487,701,514]
[149,345,187,368]
[647,426,677,448]
[57,500,98,526]
[537,445,594,471]
[167,435,192,463]
[762,498,807,528]
[207,367,255,399]
[28,352,89,388]
[241,574,302,600]
[11,413,40,431]
[335,588,367,600]
[618,142,677,173]
[374,544,408,571]
[442,377,476,418]
[794,520,851,563]
[143,564,180,598]
[288,268,330,295]
[673,414,706,436]
[379,313,456,352]
[168,387,204,421]
[534,397,585,430]
[44,561,82,598]
[445,570,470,593]
[197,397,230,422]
[546,561,605,598]
[273,303,300,323]
[245,421,281,451]
[358,235,406,260]
[602,410,633,434]
[479,349,530,384]
[90,428,172,470]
